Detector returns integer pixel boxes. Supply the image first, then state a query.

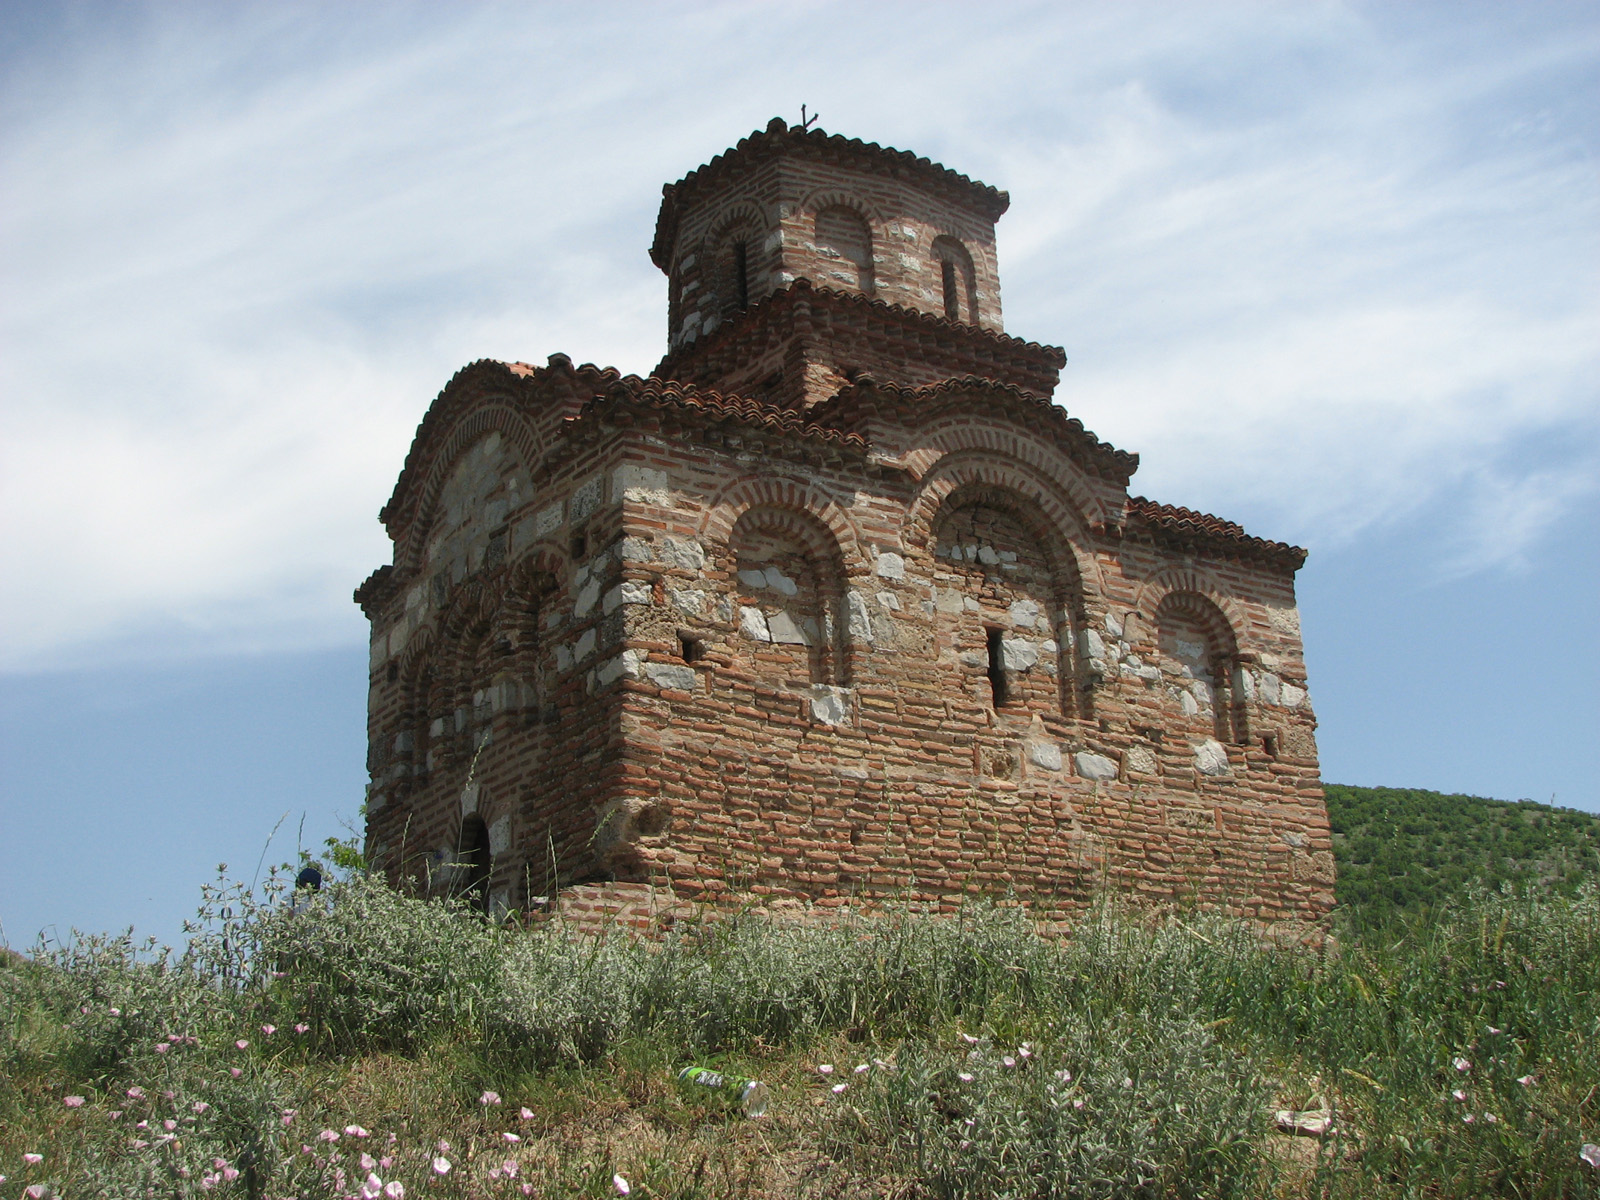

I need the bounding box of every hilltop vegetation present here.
[3,786,1600,1198]
[1325,784,1600,931]
[4,867,1600,1198]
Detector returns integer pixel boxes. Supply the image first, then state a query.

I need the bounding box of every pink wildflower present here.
[360,1173,382,1198]
[155,1042,170,1053]
[831,1082,847,1094]
[64,1096,85,1108]
[502,1160,519,1178]
[230,1068,243,1078]
[235,1039,249,1050]
[854,1063,869,1074]
[28,1186,49,1200]
[503,1131,521,1143]
[319,1129,340,1142]
[261,1024,276,1035]
[520,1106,535,1120]
[958,1072,975,1083]
[480,1090,502,1106]
[163,1119,177,1131]
[294,1023,310,1034]
[1453,1057,1471,1072]
[222,1167,240,1182]
[360,1153,377,1170]
[614,1174,631,1196]
[959,1032,980,1044]
[1002,1056,1017,1068]
[384,1183,405,1199]
[23,1153,43,1165]
[1452,1089,1467,1102]
[345,1125,370,1138]
[192,1101,210,1114]
[127,1086,145,1099]
[109,1007,121,1015]
[431,1156,451,1175]
[816,1064,834,1075]
[1580,1144,1600,1169]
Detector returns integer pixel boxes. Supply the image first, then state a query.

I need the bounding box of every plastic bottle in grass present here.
[677,1066,770,1118]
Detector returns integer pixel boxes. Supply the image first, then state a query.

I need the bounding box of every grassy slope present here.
[5,790,1600,1198]
[1324,784,1600,930]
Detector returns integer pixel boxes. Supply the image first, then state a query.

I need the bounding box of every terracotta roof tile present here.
[580,376,870,453]
[1125,497,1307,567]
[654,278,1065,383]
[653,119,1008,268]
[815,373,1137,483]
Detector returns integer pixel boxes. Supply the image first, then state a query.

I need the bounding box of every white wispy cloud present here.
[2,0,1595,671]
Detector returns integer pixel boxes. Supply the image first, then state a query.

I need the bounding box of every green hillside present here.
[1325,783,1600,930]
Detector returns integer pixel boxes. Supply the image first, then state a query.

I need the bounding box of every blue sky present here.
[2,0,1596,949]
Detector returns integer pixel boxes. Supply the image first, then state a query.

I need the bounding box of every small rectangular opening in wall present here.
[569,531,587,560]
[1262,734,1279,759]
[986,627,1009,707]
[942,259,960,321]
[734,242,750,311]
[679,635,704,663]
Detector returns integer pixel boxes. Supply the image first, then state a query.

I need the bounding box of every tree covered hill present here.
[1324,783,1600,929]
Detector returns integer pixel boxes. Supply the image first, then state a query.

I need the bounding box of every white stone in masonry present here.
[1193,739,1230,776]
[1075,752,1119,781]
[739,606,772,642]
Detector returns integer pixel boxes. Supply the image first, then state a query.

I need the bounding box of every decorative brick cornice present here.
[574,375,871,462]
[353,563,400,619]
[651,118,1010,269]
[654,279,1065,399]
[1123,497,1307,570]
[818,374,1138,486]
[380,356,620,538]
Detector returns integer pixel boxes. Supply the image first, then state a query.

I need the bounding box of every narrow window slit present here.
[733,242,750,311]
[942,258,960,321]
[679,636,704,663]
[986,628,1009,707]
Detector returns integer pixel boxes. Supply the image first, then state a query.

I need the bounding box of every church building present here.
[355,119,1335,929]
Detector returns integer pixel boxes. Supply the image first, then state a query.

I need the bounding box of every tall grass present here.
[2,873,1596,1197]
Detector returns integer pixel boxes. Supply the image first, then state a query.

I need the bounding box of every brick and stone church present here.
[355,118,1335,930]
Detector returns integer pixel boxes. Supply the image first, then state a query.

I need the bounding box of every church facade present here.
[355,119,1335,928]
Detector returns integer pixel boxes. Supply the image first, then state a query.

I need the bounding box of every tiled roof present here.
[816,373,1137,483]
[1125,497,1307,567]
[579,376,870,453]
[652,118,1009,268]
[654,278,1066,383]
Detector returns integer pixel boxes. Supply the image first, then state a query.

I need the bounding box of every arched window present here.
[930,487,1083,718]
[1156,592,1246,746]
[713,218,764,320]
[932,236,976,323]
[728,506,847,686]
[814,206,874,295]
[455,814,492,913]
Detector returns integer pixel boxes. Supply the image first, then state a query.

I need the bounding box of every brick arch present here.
[1131,567,1251,654]
[703,200,771,246]
[907,416,1114,531]
[399,406,541,577]
[902,452,1103,599]
[697,474,865,569]
[794,187,888,231]
[702,203,772,317]
[915,469,1095,722]
[726,502,855,686]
